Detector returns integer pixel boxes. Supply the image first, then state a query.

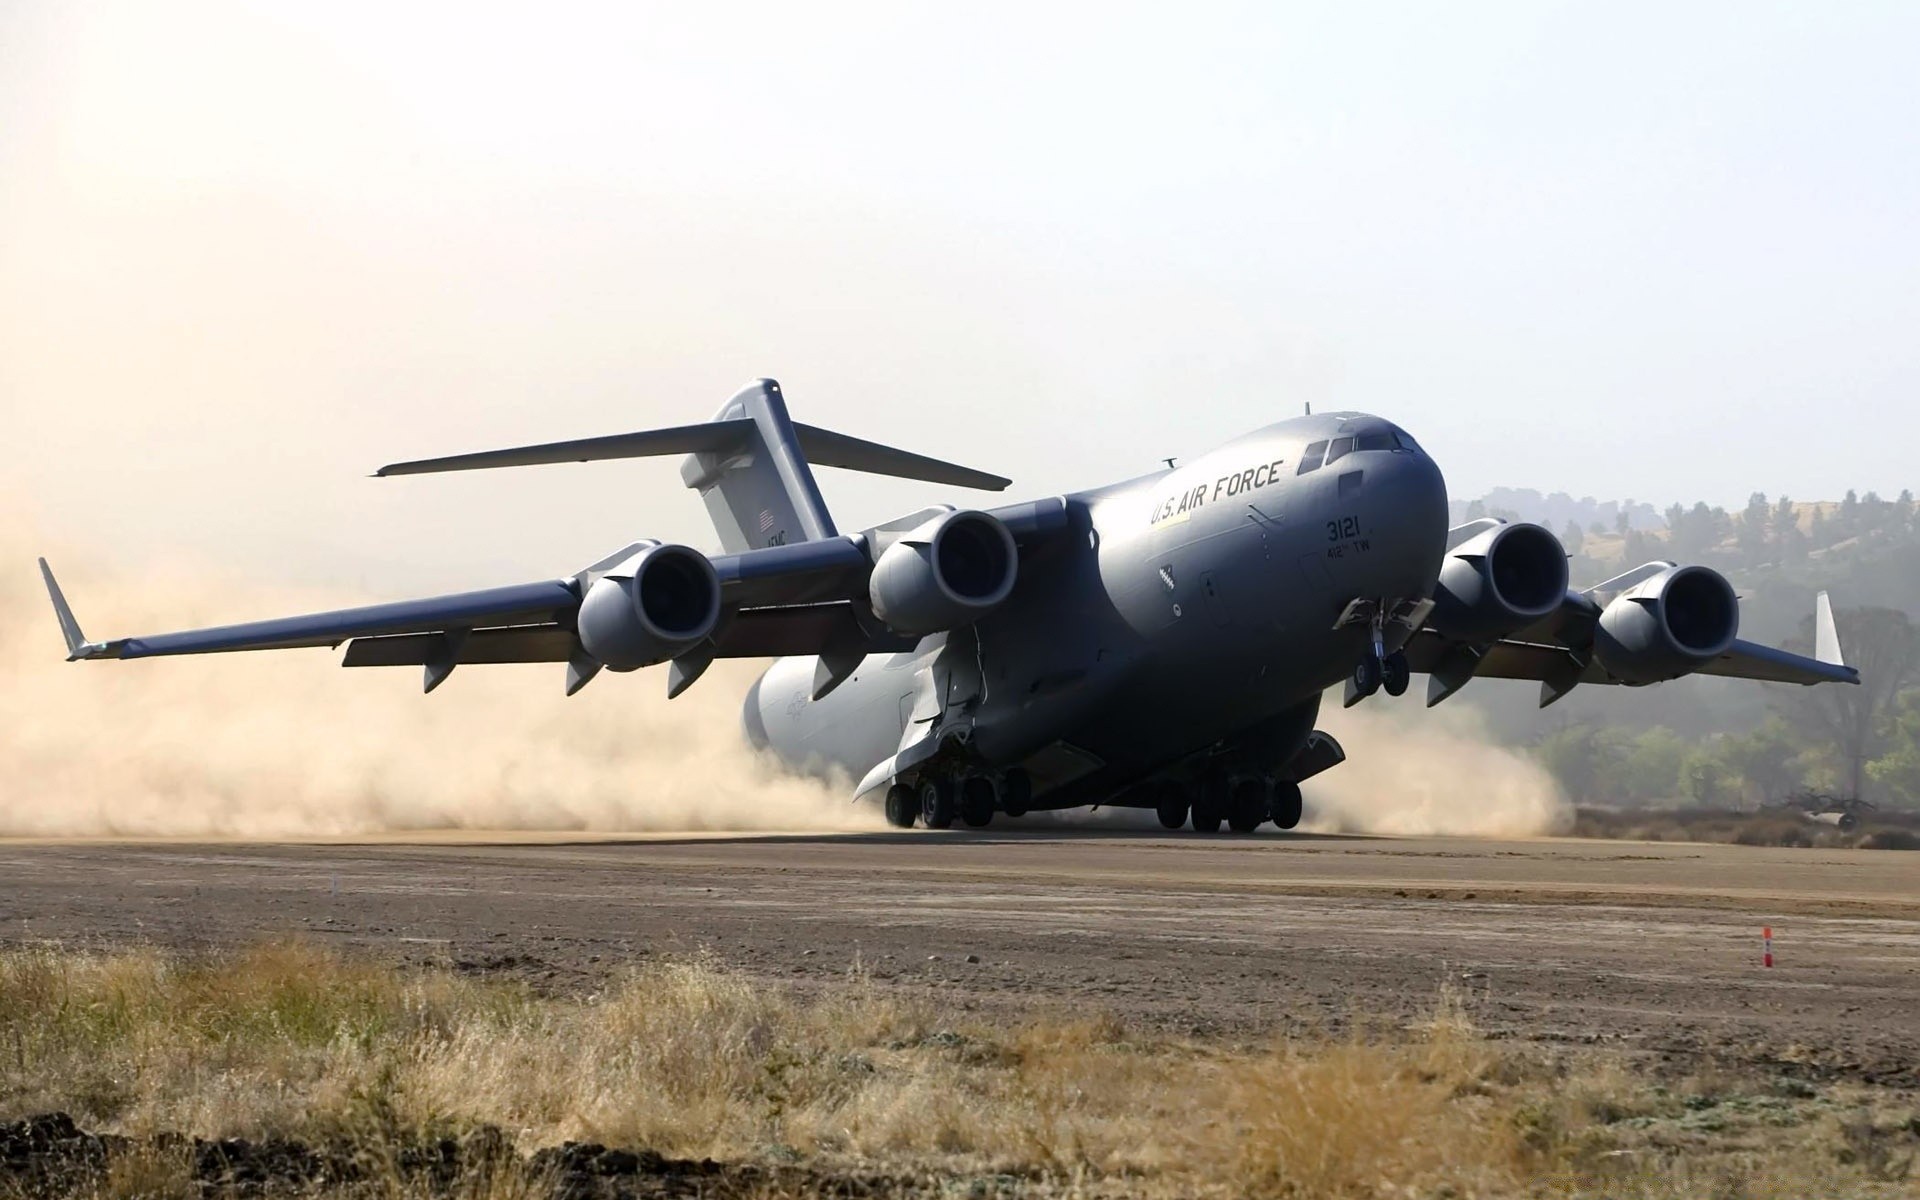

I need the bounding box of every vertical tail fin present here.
[679,379,836,552]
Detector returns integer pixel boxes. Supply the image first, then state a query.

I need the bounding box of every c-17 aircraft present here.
[39,379,1858,833]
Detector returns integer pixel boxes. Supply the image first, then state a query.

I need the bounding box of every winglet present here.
[37,558,112,661]
[1814,590,1844,666]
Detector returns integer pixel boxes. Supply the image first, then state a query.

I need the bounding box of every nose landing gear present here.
[1337,597,1427,706]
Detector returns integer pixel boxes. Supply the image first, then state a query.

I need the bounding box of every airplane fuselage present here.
[743,411,1449,809]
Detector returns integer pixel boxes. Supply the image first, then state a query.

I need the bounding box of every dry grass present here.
[1571,805,1920,850]
[0,943,1914,1198]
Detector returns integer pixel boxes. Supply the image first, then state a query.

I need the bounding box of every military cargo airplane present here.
[39,379,1858,832]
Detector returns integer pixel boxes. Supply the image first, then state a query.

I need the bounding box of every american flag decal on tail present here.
[759,509,777,533]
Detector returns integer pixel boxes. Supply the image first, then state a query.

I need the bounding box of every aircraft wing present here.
[36,503,1071,694]
[1401,586,1857,707]
[39,560,578,662]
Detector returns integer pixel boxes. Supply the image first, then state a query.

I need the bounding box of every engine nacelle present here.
[576,544,721,672]
[869,510,1018,635]
[1427,522,1569,642]
[1593,564,1739,684]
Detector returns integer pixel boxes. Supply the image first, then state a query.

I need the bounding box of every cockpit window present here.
[1296,440,1328,474]
[1324,436,1355,465]
[1393,430,1421,452]
[1355,431,1394,453]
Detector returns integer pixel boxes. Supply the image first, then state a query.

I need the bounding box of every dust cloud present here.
[0,520,876,838]
[1304,695,1572,837]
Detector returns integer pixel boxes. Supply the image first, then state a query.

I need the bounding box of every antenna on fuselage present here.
[1162,457,1177,469]
[1304,402,1312,415]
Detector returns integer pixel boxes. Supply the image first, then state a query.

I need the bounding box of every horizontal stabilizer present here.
[376,420,754,477]
[790,425,1009,490]
[375,417,1008,490]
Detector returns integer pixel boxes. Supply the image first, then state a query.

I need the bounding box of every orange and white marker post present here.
[1763,926,1774,968]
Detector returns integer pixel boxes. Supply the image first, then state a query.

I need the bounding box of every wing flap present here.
[712,603,917,659]
[341,625,576,667]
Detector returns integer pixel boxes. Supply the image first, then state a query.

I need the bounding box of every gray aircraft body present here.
[40,380,1857,832]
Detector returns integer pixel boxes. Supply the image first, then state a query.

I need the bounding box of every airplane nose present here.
[1368,446,1449,585]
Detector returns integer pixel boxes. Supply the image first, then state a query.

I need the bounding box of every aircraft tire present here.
[1192,773,1228,833]
[1227,778,1267,833]
[959,776,996,827]
[884,783,918,829]
[1001,769,1032,818]
[1352,655,1382,698]
[1381,651,1410,697]
[1155,797,1188,830]
[1269,780,1304,830]
[919,776,956,829]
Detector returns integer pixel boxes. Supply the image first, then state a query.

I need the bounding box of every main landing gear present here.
[886,769,1032,830]
[1176,774,1302,834]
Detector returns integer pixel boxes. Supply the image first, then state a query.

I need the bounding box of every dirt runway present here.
[2,832,1915,1087]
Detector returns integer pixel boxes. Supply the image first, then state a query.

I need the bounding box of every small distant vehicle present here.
[39,379,1860,832]
[1777,791,1874,832]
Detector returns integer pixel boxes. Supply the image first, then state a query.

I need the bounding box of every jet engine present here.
[1427,522,1569,641]
[1593,564,1739,684]
[869,510,1018,635]
[576,544,721,671]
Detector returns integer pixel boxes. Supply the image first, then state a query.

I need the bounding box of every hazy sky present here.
[4,2,1917,595]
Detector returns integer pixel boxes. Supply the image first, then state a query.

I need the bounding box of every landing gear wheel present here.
[1192,773,1228,833]
[1351,655,1382,699]
[1227,778,1268,833]
[1155,782,1188,830]
[1269,780,1303,831]
[918,776,955,829]
[1000,769,1032,818]
[884,783,918,829]
[959,776,996,827]
[1381,651,1410,698]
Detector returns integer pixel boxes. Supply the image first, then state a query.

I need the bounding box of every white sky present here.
[4,2,1917,593]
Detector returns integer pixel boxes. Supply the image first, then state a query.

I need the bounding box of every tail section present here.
[681,379,836,551]
[374,378,1010,554]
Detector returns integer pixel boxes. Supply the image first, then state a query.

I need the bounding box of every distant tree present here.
[1589,521,1608,537]
[1810,507,1830,549]
[1615,509,1632,536]
[1616,726,1690,802]
[1681,750,1731,807]
[1866,697,1920,810]
[1789,606,1920,802]
[1561,521,1585,554]
[1839,489,1860,538]
[1465,498,1488,521]
[1773,495,1797,536]
[1531,723,1622,805]
[1773,495,1805,563]
[1898,489,1915,533]
[1739,492,1771,564]
[1717,718,1803,806]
